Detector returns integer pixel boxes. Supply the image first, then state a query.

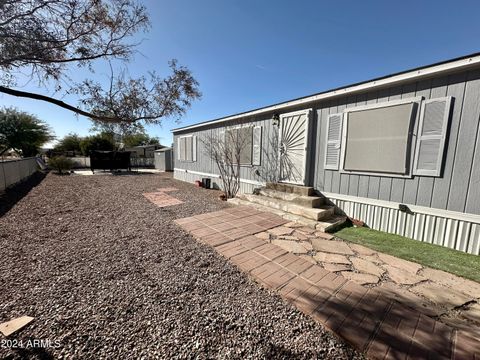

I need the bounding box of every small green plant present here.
[48,156,74,174]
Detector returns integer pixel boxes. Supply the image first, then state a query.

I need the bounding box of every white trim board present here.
[343,96,423,113]
[174,168,220,178]
[172,54,480,133]
[322,192,480,224]
[173,168,265,186]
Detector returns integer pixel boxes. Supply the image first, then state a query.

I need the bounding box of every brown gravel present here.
[0,172,362,359]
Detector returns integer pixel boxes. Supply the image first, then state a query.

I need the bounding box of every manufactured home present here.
[172,53,480,255]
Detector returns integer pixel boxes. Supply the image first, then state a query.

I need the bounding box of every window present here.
[225,127,253,164]
[325,96,453,178]
[342,101,416,175]
[177,135,196,162]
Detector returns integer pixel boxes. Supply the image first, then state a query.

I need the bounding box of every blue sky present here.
[1,0,480,147]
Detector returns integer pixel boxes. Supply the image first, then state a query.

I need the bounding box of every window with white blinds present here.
[342,102,415,174]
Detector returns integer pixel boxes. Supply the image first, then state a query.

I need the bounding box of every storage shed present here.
[154,147,174,172]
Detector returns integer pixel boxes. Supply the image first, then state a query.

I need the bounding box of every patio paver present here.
[350,257,385,277]
[377,253,423,275]
[323,263,351,272]
[271,239,312,254]
[383,264,425,285]
[420,267,480,299]
[143,187,183,207]
[310,238,354,255]
[341,271,380,285]
[410,283,472,308]
[175,206,480,360]
[314,252,351,264]
[462,302,480,323]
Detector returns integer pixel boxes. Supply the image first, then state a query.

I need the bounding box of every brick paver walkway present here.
[175,206,479,360]
[143,187,183,207]
[259,222,480,339]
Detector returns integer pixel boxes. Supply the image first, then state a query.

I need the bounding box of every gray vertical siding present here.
[463,70,480,214]
[430,72,467,210]
[315,68,480,216]
[173,114,280,185]
[174,67,480,216]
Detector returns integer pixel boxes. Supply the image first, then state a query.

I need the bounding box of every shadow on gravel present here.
[11,347,53,360]
[112,171,158,176]
[0,171,46,217]
[264,342,305,359]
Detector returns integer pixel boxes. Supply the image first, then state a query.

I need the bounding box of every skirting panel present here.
[329,197,480,255]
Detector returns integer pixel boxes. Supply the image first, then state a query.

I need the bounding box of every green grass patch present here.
[334,226,480,283]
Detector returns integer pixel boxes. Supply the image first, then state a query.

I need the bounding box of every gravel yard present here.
[0,172,361,359]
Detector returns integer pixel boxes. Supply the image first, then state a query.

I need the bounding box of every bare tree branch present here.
[0,85,120,122]
[0,0,201,126]
[201,123,253,198]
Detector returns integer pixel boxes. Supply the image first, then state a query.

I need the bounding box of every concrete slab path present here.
[175,206,480,360]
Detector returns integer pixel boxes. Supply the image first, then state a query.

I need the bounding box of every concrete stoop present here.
[228,182,347,232]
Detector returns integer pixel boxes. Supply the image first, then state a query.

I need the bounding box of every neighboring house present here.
[172,52,480,255]
[0,149,22,159]
[125,144,165,158]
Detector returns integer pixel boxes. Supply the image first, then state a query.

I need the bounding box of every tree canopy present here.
[79,133,115,155]
[53,133,82,153]
[0,0,201,125]
[123,132,160,147]
[0,107,54,157]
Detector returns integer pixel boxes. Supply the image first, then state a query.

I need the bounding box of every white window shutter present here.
[413,97,452,176]
[177,137,182,161]
[192,136,197,162]
[186,136,192,161]
[324,113,343,170]
[252,126,262,166]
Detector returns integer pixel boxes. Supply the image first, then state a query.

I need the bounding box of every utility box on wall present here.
[154,148,174,171]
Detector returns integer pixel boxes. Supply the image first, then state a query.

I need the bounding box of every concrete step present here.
[258,188,325,208]
[227,198,347,232]
[266,182,314,196]
[238,193,334,221]
[316,215,348,233]
[227,197,319,228]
